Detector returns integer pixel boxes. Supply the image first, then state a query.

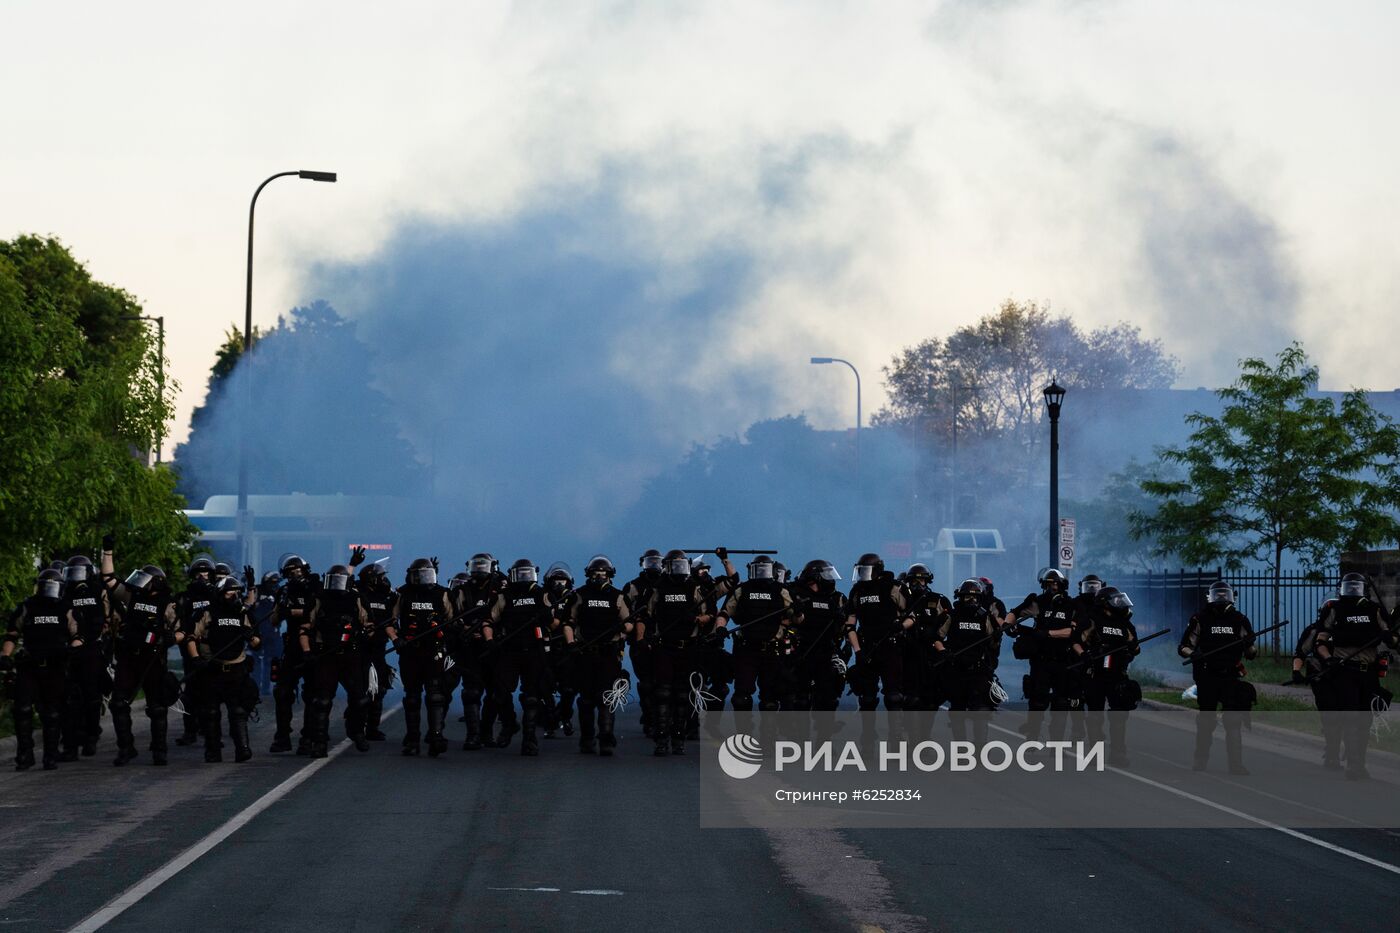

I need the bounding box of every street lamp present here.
[811,357,861,473]
[122,315,166,463]
[1043,379,1066,570]
[237,169,337,564]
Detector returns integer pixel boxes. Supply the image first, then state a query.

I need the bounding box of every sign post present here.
[1058,518,1076,570]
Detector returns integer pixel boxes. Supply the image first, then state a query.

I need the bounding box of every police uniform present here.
[567,579,631,754]
[1078,606,1140,764]
[722,578,796,714]
[487,580,552,755]
[643,577,712,755]
[272,574,320,753]
[4,595,78,770]
[63,578,111,757]
[304,588,372,756]
[188,597,259,762]
[1179,603,1256,773]
[392,582,454,756]
[934,597,998,743]
[1315,594,1395,779]
[108,581,178,765]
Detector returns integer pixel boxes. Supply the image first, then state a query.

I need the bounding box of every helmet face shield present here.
[125,569,154,592]
[409,566,437,587]
[1207,582,1234,605]
[39,578,63,599]
[64,563,91,585]
[1106,591,1133,611]
[1080,577,1103,595]
[853,564,875,583]
[1339,575,1366,598]
[641,554,663,573]
[509,565,537,585]
[324,573,349,593]
[468,556,494,578]
[666,557,691,578]
[748,559,774,581]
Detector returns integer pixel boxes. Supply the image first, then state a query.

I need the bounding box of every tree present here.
[173,301,423,505]
[1064,462,1180,574]
[0,236,197,607]
[874,299,1180,451]
[1132,344,1400,647]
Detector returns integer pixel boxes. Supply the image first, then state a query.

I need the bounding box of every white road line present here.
[68,705,402,933]
[988,723,1400,878]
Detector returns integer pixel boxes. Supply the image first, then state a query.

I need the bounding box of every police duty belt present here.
[1068,628,1169,672]
[1180,618,1289,666]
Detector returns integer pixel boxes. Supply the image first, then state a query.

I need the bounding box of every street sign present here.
[1058,518,1076,570]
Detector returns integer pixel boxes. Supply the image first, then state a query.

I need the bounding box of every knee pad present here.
[463,687,483,703]
[883,692,905,711]
[13,702,34,723]
[521,694,541,711]
[654,684,673,704]
[108,697,131,715]
[146,705,167,719]
[403,693,422,712]
[857,695,879,711]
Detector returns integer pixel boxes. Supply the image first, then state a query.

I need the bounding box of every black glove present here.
[349,546,367,568]
[715,547,728,561]
[1325,655,1341,669]
[564,640,580,655]
[243,565,256,588]
[0,655,14,673]
[392,637,405,651]
[102,532,116,551]
[1291,669,1305,684]
[430,556,439,572]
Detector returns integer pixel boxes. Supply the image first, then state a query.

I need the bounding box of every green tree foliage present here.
[1132,344,1400,632]
[874,299,1180,451]
[1065,462,1180,574]
[0,236,198,607]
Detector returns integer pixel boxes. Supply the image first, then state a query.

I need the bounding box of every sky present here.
[3,0,1398,449]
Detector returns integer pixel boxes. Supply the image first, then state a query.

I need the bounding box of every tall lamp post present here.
[122,314,166,463]
[811,357,861,474]
[1043,380,1066,570]
[238,169,337,563]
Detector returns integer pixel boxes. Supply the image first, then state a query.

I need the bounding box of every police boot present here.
[149,713,169,766]
[462,697,483,751]
[493,709,519,749]
[560,698,575,737]
[112,701,138,766]
[14,710,36,771]
[1019,710,1044,741]
[1192,711,1214,770]
[271,691,294,752]
[1343,715,1370,781]
[598,707,617,757]
[175,711,200,746]
[83,700,103,756]
[40,711,62,770]
[402,701,422,756]
[1086,713,1106,748]
[1322,717,1342,770]
[520,700,540,757]
[949,711,969,743]
[426,704,449,758]
[653,692,672,757]
[1224,718,1248,776]
[365,697,387,741]
[686,707,700,742]
[670,710,686,756]
[578,704,597,754]
[1107,714,1130,768]
[231,716,253,763]
[204,711,223,763]
[541,696,558,740]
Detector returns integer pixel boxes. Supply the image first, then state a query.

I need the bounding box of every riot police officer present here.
[185,576,260,762]
[1008,568,1081,741]
[933,579,998,745]
[1178,581,1256,775]
[3,569,81,770]
[1291,604,1338,769]
[175,557,218,748]
[487,559,552,756]
[541,563,576,738]
[102,548,178,766]
[61,555,111,759]
[844,553,915,736]
[624,549,665,738]
[270,555,319,754]
[901,564,952,736]
[1079,586,1140,767]
[790,560,850,738]
[387,558,454,757]
[719,555,796,721]
[357,564,396,741]
[303,564,373,757]
[1314,572,1397,780]
[640,550,716,756]
[449,555,501,751]
[564,556,633,756]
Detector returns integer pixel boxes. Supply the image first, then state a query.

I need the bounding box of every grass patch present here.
[1142,690,1400,755]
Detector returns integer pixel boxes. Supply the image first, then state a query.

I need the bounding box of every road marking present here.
[987,723,1400,878]
[69,705,402,933]
[487,887,625,896]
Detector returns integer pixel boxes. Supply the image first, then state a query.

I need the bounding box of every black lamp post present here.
[811,356,862,476]
[1043,379,1066,569]
[237,169,337,563]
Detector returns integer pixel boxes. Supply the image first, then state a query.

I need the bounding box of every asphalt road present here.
[2,686,1399,932]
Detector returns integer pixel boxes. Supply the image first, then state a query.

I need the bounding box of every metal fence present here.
[1113,568,1335,657]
